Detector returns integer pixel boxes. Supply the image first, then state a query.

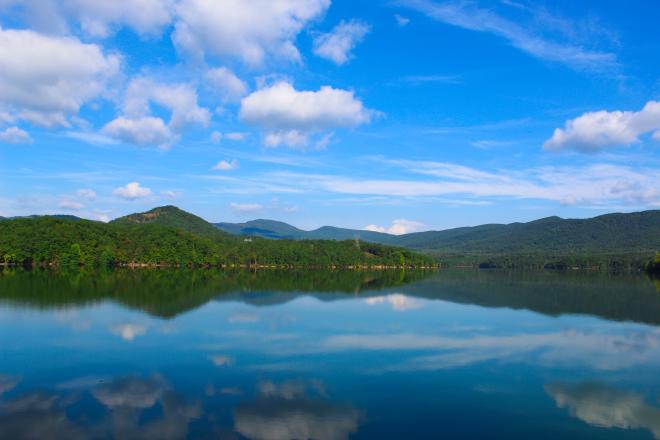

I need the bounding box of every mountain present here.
[392,210,660,254]
[111,205,223,237]
[214,221,397,243]
[215,219,308,239]
[216,210,660,266]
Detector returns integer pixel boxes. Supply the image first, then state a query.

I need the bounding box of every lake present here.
[1,269,659,439]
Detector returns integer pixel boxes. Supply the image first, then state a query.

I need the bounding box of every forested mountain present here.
[214,220,397,243]
[393,211,660,254]
[216,210,660,269]
[0,209,434,269]
[111,205,222,236]
[218,210,660,253]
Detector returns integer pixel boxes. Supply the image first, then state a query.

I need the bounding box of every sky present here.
[0,0,659,233]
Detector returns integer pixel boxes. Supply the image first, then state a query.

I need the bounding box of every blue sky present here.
[0,0,659,232]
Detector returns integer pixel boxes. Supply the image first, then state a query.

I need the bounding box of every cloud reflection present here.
[234,380,361,440]
[364,293,422,311]
[109,322,147,341]
[546,382,660,439]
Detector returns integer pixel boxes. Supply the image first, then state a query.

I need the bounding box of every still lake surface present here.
[1,269,659,439]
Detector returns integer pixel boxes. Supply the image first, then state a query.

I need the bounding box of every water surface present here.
[1,269,659,439]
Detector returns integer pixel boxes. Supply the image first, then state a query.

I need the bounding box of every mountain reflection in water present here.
[0,269,659,439]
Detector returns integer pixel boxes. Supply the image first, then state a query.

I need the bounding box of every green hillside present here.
[215,219,308,239]
[111,205,223,236]
[0,208,435,269]
[216,210,660,269]
[391,211,660,254]
[214,220,397,243]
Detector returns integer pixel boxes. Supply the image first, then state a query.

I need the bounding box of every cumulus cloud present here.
[113,182,152,200]
[102,117,173,148]
[0,126,31,144]
[240,82,373,147]
[64,0,175,37]
[544,101,660,152]
[365,219,425,235]
[213,159,238,171]
[172,0,330,65]
[0,27,120,127]
[0,0,175,37]
[546,382,660,439]
[230,202,263,213]
[103,77,210,148]
[206,67,248,103]
[313,20,370,65]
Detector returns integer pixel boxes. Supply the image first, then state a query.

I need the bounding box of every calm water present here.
[1,269,659,439]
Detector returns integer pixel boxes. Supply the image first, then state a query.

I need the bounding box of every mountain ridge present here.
[215,210,660,257]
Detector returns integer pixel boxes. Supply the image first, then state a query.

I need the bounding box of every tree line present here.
[0,217,436,269]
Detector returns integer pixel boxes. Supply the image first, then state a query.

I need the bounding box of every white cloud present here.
[394,14,410,26]
[64,0,175,37]
[240,81,373,147]
[267,159,660,208]
[102,116,174,148]
[113,182,153,200]
[313,19,370,65]
[210,131,222,143]
[402,0,616,71]
[58,199,84,211]
[172,0,330,65]
[0,126,31,144]
[0,27,120,127]
[206,67,248,103]
[109,322,147,341]
[76,189,97,200]
[230,202,263,213]
[213,159,239,171]
[364,224,386,233]
[103,77,210,148]
[544,101,660,152]
[0,0,175,37]
[365,219,425,235]
[122,76,210,131]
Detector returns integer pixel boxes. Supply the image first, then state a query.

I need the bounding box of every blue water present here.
[0,269,659,439]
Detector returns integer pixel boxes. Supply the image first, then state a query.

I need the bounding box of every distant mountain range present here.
[216,210,660,256]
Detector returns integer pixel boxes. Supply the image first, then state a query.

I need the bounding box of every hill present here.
[215,219,308,239]
[0,208,435,269]
[214,220,397,243]
[111,205,223,237]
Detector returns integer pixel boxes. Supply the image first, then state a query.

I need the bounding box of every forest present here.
[0,216,436,269]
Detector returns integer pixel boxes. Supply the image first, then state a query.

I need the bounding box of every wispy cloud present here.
[400,0,617,72]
